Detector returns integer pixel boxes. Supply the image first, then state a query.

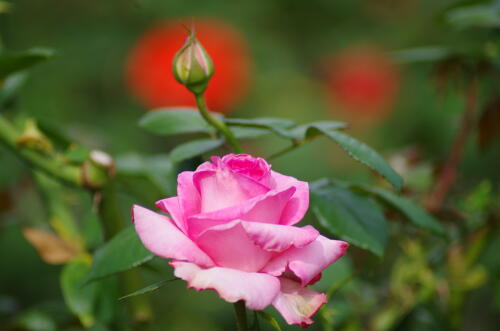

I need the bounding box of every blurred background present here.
[1,0,500,330]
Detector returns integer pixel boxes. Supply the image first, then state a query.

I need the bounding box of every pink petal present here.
[220,153,271,182]
[196,220,273,272]
[177,171,201,217]
[270,171,309,226]
[155,197,187,234]
[193,169,269,213]
[171,261,281,310]
[272,278,326,327]
[187,187,296,237]
[132,205,214,267]
[241,222,319,252]
[262,236,348,286]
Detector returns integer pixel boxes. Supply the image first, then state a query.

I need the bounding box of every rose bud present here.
[125,19,251,113]
[172,30,214,94]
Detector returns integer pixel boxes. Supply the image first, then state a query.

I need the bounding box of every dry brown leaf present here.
[22,227,79,264]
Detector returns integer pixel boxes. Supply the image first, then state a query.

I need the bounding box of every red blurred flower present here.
[126,19,251,113]
[323,46,400,121]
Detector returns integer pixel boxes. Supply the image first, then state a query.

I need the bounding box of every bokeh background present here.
[1,0,500,330]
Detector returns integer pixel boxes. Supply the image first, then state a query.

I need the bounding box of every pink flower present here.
[132,154,348,327]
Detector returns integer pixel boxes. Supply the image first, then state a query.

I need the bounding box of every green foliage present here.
[225,117,297,138]
[392,46,451,64]
[286,121,347,140]
[61,256,98,327]
[0,47,55,79]
[86,226,153,283]
[226,117,402,190]
[170,138,224,163]
[257,311,283,331]
[119,279,176,301]
[115,153,174,198]
[0,72,26,107]
[320,130,403,191]
[11,310,57,331]
[446,4,500,29]
[354,185,445,236]
[311,180,388,256]
[139,108,221,136]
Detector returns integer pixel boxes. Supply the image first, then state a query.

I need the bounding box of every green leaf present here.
[0,72,27,107]
[61,256,98,327]
[231,126,270,139]
[321,130,403,191]
[139,108,222,136]
[0,48,55,79]
[86,226,154,283]
[119,278,176,301]
[63,145,91,164]
[226,117,401,190]
[116,153,174,197]
[225,117,296,139]
[82,210,104,250]
[446,4,500,29]
[286,121,347,141]
[93,277,119,326]
[311,181,388,257]
[14,310,57,331]
[392,46,451,64]
[355,186,445,236]
[170,138,224,163]
[257,311,283,331]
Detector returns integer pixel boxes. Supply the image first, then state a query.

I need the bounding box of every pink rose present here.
[132,154,348,327]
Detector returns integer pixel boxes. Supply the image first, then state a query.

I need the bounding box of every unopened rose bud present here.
[172,30,214,94]
[81,150,115,190]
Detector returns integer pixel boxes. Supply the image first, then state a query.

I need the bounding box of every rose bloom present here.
[132,154,348,326]
[126,19,251,113]
[324,46,399,122]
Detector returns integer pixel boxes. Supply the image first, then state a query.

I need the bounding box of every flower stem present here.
[98,183,153,324]
[425,77,478,212]
[194,92,243,153]
[233,301,248,331]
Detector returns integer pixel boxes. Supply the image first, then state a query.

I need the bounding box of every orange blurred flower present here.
[323,46,400,122]
[126,19,251,113]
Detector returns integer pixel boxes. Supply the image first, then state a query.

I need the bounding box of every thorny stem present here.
[426,77,478,212]
[267,136,319,160]
[267,140,303,160]
[233,301,248,331]
[194,92,243,153]
[0,114,82,187]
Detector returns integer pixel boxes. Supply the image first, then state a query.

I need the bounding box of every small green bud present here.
[81,150,115,190]
[17,118,54,154]
[172,29,214,94]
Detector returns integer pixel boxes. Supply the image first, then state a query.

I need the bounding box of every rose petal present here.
[177,171,201,217]
[270,171,309,226]
[241,222,319,252]
[155,197,187,233]
[132,205,214,267]
[171,261,280,310]
[193,169,269,213]
[188,187,296,237]
[221,153,271,182]
[196,220,273,272]
[262,236,348,286]
[272,278,326,327]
